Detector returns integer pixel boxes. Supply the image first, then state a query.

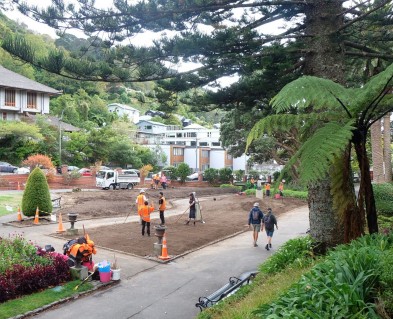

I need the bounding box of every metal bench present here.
[195,270,258,311]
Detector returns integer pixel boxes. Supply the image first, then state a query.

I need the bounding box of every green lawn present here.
[0,193,23,217]
[0,280,93,319]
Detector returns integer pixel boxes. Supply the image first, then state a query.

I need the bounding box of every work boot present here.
[185,220,190,225]
[269,243,272,248]
[193,221,196,226]
[265,244,269,250]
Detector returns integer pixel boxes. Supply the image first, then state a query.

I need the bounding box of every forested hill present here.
[0,12,220,129]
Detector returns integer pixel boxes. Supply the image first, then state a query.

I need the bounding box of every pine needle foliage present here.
[22,167,52,217]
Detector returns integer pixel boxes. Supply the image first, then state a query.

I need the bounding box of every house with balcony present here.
[0,65,61,121]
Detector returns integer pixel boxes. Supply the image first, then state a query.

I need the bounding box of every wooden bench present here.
[195,270,258,311]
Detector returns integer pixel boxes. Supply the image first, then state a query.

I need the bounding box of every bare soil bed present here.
[51,187,306,259]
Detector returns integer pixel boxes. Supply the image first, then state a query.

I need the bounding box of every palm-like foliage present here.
[247,62,393,239]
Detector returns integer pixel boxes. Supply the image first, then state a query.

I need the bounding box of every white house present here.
[107,103,140,123]
[0,65,61,121]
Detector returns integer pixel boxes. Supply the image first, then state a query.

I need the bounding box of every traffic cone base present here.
[33,207,40,225]
[17,207,23,221]
[159,235,171,260]
[56,213,66,233]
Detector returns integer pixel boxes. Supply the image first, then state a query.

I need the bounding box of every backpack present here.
[264,215,274,230]
[252,208,260,221]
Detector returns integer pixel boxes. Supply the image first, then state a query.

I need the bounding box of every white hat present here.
[254,202,259,207]
[140,189,145,193]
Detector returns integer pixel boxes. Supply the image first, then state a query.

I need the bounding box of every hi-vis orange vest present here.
[139,204,154,222]
[136,194,145,210]
[159,196,166,211]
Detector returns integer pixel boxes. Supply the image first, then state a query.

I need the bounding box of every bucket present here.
[275,194,281,199]
[111,269,121,281]
[99,270,112,283]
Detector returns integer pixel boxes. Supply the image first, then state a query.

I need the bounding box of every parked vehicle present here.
[16,167,30,174]
[0,162,18,173]
[187,172,199,181]
[67,166,80,172]
[96,169,140,190]
[78,168,93,176]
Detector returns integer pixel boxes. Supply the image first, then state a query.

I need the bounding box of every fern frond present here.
[271,76,349,113]
[351,62,393,114]
[296,121,355,184]
[246,113,335,151]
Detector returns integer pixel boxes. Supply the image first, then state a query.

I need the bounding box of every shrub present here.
[0,236,71,303]
[62,170,81,185]
[373,183,393,201]
[259,236,314,275]
[376,200,393,217]
[220,184,241,191]
[283,189,308,200]
[218,167,232,183]
[379,248,393,316]
[233,169,244,182]
[204,168,219,185]
[254,233,393,318]
[244,188,256,195]
[22,154,54,171]
[177,163,192,183]
[162,166,178,181]
[22,167,52,216]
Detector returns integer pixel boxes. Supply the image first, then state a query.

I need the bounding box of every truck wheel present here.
[109,184,115,190]
[127,183,133,190]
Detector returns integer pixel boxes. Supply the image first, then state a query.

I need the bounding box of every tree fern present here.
[271,76,351,113]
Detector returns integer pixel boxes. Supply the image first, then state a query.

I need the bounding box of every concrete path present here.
[0,194,309,319]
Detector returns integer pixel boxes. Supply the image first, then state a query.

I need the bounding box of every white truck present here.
[96,169,140,190]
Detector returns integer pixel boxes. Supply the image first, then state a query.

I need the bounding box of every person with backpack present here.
[263,208,278,250]
[248,202,264,247]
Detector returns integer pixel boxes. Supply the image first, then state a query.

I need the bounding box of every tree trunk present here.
[303,0,348,246]
[383,114,392,182]
[371,120,384,183]
[353,130,379,234]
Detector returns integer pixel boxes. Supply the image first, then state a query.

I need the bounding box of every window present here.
[27,92,37,109]
[202,150,209,158]
[212,142,221,146]
[226,153,233,160]
[145,125,152,130]
[201,164,210,170]
[4,89,16,107]
[173,148,184,156]
[186,132,197,137]
[176,133,183,137]
[199,142,208,146]
[207,132,212,137]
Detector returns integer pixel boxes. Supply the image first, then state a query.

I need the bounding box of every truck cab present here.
[96,169,140,190]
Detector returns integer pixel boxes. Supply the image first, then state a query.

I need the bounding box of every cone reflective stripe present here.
[56,213,65,233]
[159,235,170,260]
[17,207,22,221]
[33,207,40,225]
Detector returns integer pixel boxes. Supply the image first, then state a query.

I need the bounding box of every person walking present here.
[139,201,155,236]
[263,208,278,250]
[185,192,196,225]
[248,202,264,247]
[158,191,166,225]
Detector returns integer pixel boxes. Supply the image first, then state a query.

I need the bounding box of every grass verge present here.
[197,265,313,319]
[0,193,23,217]
[0,280,93,319]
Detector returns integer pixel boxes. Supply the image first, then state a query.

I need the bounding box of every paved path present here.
[0,194,309,319]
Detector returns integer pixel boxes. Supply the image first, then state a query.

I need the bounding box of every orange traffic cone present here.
[159,235,171,260]
[56,213,65,233]
[17,206,22,221]
[17,182,21,190]
[33,207,40,225]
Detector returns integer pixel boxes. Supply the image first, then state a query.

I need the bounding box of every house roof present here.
[0,66,61,95]
[107,103,139,112]
[183,123,206,130]
[136,120,167,127]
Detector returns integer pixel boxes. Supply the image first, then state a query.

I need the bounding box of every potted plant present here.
[111,254,121,281]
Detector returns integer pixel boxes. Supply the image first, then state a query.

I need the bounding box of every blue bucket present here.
[97,261,111,273]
